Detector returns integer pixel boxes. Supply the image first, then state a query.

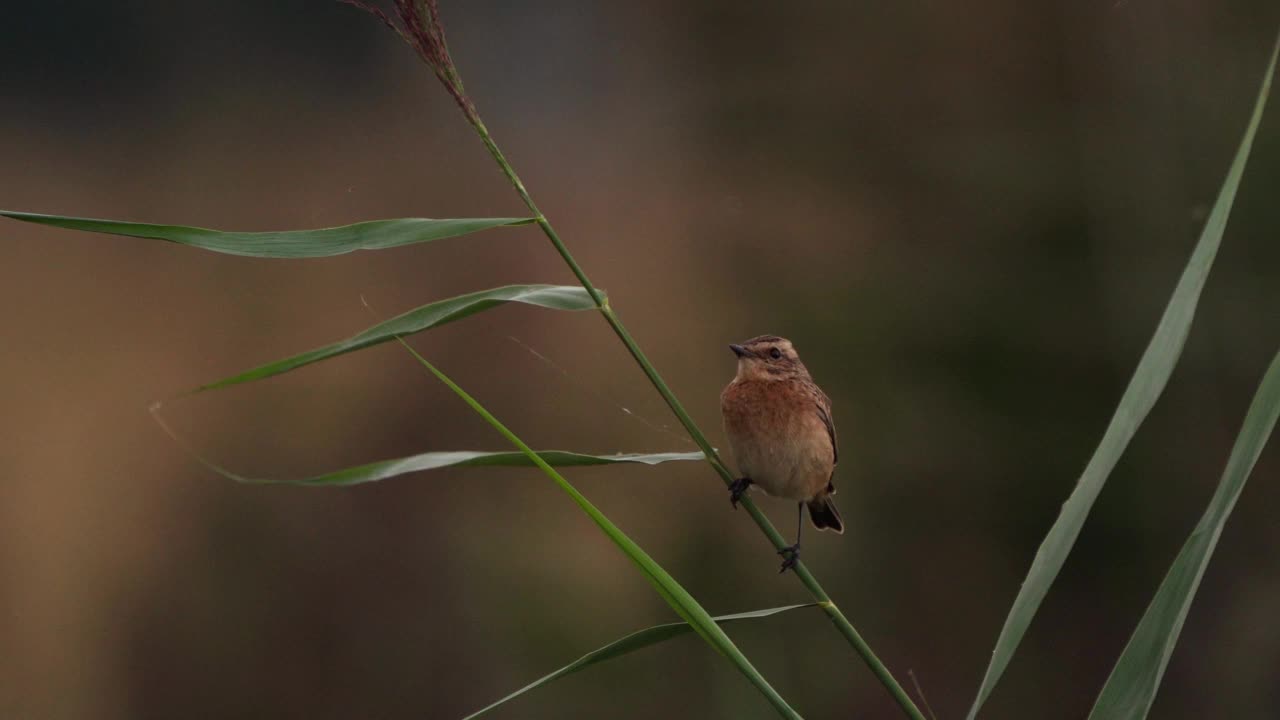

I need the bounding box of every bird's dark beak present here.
[729,344,749,358]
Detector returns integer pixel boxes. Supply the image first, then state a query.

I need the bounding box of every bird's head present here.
[728,335,810,381]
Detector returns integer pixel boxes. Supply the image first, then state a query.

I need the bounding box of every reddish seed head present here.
[339,0,477,121]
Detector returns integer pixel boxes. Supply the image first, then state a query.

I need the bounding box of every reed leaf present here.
[192,285,596,391]
[462,604,823,720]
[149,435,706,487]
[0,211,532,258]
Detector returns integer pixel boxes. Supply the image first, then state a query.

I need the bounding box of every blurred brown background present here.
[3,1,1280,718]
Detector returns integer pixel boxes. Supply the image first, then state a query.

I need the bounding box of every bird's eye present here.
[769,348,782,359]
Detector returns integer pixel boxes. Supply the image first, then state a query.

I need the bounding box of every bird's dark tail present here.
[807,496,843,534]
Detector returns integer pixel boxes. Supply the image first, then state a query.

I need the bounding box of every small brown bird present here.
[720,335,842,572]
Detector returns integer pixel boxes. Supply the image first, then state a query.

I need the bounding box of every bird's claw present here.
[778,544,801,573]
[728,477,752,509]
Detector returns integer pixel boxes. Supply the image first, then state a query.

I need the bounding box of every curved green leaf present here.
[462,604,823,720]
[195,284,598,391]
[0,211,533,258]
[1089,348,1280,719]
[967,35,1279,719]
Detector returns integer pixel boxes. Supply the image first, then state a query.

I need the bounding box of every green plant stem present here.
[466,114,926,720]
[396,340,803,720]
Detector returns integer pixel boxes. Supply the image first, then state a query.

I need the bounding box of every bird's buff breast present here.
[721,379,833,502]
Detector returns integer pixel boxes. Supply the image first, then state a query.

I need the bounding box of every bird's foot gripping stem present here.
[777,544,801,574]
[728,477,752,508]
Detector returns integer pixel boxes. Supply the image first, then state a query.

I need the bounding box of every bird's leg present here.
[778,502,803,573]
[728,477,753,508]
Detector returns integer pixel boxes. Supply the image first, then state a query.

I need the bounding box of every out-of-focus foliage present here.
[968,36,1280,719]
[1089,347,1280,719]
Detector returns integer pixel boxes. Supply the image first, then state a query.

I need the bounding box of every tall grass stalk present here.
[356,3,926,718]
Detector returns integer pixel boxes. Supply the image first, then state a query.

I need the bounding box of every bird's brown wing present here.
[813,389,837,467]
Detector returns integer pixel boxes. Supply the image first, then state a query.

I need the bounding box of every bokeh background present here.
[3,1,1279,718]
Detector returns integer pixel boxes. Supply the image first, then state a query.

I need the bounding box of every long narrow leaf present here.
[463,604,823,720]
[1088,348,1280,719]
[0,211,533,258]
[397,341,803,719]
[967,35,1279,719]
[148,409,707,487]
[247,450,707,486]
[194,284,597,391]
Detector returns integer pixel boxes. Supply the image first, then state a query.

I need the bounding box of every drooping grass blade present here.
[148,408,707,487]
[966,34,1279,719]
[462,604,823,720]
[193,284,597,391]
[0,211,532,258]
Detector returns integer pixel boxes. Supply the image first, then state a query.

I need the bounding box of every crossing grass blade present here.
[966,34,1279,719]
[396,340,803,719]
[190,284,597,391]
[461,604,823,720]
[1088,348,1280,720]
[0,211,533,258]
